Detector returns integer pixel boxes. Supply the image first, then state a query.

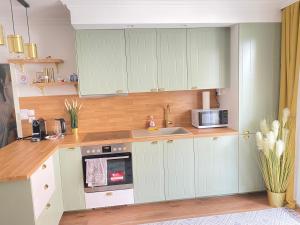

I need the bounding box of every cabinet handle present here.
[213,137,218,141]
[116,90,123,94]
[46,203,51,209]
[42,164,47,169]
[67,147,75,151]
[151,141,158,144]
[167,140,173,143]
[158,88,165,92]
[150,88,158,92]
[106,192,113,196]
[242,130,250,135]
[191,86,197,90]
[44,184,49,190]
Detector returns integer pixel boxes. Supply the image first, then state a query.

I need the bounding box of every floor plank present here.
[59,193,297,225]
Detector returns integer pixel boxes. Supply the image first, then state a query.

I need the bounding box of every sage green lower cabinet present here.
[194,136,238,197]
[132,141,165,203]
[163,138,195,200]
[239,134,265,193]
[36,152,63,225]
[59,147,86,211]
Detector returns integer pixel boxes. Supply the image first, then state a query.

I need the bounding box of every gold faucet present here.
[164,104,173,128]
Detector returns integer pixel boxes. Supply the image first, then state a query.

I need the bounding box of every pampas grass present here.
[256,108,292,193]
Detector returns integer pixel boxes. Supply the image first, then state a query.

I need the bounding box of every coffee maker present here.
[32,119,47,142]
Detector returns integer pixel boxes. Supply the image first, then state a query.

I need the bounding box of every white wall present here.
[0,20,77,97]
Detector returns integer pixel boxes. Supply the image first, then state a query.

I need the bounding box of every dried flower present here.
[266,131,276,150]
[272,120,280,139]
[260,119,269,135]
[282,128,289,144]
[275,140,285,158]
[256,132,263,150]
[282,108,290,127]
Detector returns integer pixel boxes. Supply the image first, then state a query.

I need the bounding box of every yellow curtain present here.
[279,1,300,209]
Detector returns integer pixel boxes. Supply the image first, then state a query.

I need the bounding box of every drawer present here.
[85,189,134,209]
[31,156,56,220]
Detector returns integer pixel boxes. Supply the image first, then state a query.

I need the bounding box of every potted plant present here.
[64,99,82,135]
[255,108,292,207]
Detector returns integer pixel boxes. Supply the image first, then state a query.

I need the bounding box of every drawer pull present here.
[213,137,218,141]
[116,90,123,94]
[191,86,197,90]
[151,141,158,144]
[106,192,113,196]
[150,88,158,92]
[44,184,49,190]
[46,203,51,209]
[42,164,47,169]
[158,88,165,92]
[167,140,173,143]
[67,147,75,151]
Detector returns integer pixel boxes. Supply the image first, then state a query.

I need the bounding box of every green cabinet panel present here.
[36,152,63,225]
[239,23,280,133]
[132,141,165,203]
[163,138,195,200]
[157,29,188,91]
[126,29,158,92]
[59,147,86,211]
[239,134,265,193]
[76,30,127,95]
[194,136,238,197]
[187,28,230,89]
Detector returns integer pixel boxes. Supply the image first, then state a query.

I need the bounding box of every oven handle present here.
[85,156,129,162]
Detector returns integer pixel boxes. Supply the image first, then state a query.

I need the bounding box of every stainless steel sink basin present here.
[132,127,192,138]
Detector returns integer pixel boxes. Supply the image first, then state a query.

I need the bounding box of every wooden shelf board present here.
[32,82,78,89]
[8,58,64,64]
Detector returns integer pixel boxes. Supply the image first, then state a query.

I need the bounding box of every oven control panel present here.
[81,143,131,156]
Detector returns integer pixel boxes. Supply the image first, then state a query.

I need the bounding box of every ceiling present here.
[0,0,70,22]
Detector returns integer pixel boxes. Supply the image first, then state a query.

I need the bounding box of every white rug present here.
[142,208,300,225]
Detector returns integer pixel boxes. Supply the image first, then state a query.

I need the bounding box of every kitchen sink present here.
[132,127,192,138]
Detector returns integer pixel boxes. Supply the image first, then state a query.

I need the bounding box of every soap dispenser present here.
[148,115,157,131]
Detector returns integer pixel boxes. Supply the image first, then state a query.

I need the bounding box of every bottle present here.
[148,115,157,131]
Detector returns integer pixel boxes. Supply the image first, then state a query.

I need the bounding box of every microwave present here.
[192,109,228,128]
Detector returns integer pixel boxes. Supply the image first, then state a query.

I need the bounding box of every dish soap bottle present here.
[148,115,157,131]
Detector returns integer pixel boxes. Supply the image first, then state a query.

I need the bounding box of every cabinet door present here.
[126,29,158,93]
[187,28,230,89]
[239,134,265,193]
[76,30,127,95]
[36,152,63,225]
[239,23,280,134]
[59,147,86,211]
[194,136,238,197]
[157,29,187,91]
[132,141,165,203]
[164,138,195,200]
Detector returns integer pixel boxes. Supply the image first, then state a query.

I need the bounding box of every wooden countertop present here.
[0,127,238,182]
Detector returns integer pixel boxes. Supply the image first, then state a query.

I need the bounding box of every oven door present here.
[82,152,133,192]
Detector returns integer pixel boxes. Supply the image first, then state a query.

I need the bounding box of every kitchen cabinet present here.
[187,28,230,90]
[76,30,127,95]
[132,141,165,203]
[238,23,280,193]
[59,147,86,211]
[157,29,188,91]
[163,138,195,200]
[36,152,63,225]
[194,135,238,197]
[126,29,158,93]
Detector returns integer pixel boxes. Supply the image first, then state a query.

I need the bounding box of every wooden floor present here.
[59,193,299,225]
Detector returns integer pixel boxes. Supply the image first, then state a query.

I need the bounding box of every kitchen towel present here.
[85,158,107,187]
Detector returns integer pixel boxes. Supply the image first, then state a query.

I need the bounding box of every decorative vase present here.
[267,191,286,207]
[72,128,78,135]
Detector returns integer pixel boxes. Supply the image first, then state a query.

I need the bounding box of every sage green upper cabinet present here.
[187,28,230,89]
[76,30,127,95]
[163,138,195,200]
[157,29,188,91]
[194,136,238,197]
[239,23,280,134]
[60,147,86,211]
[126,29,158,93]
[132,141,165,204]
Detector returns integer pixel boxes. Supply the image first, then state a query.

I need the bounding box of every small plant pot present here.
[267,191,286,207]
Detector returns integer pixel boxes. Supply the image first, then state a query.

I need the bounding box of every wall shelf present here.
[32,82,78,95]
[8,58,64,65]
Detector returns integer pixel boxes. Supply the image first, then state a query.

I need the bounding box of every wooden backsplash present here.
[19,90,218,136]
